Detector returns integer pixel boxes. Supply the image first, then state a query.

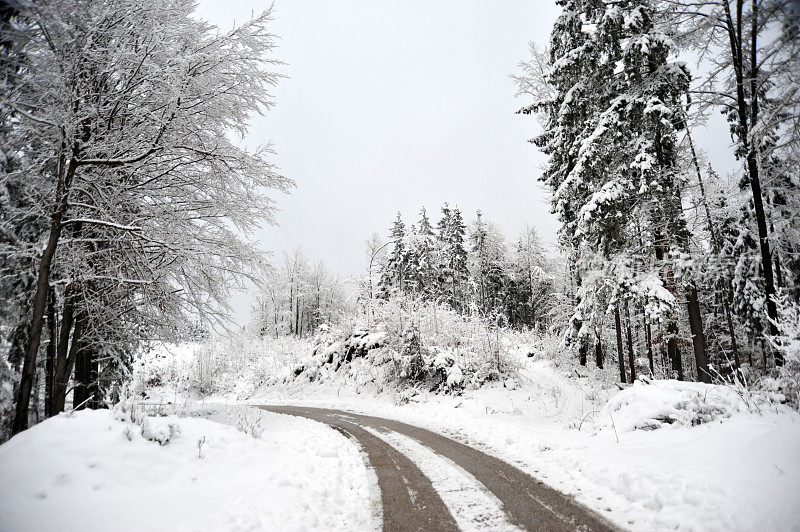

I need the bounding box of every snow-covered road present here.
[260,405,618,531]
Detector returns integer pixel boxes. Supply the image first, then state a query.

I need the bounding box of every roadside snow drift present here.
[0,408,376,531]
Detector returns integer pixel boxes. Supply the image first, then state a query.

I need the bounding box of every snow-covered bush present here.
[132,343,196,398]
[133,334,313,399]
[235,409,265,438]
[113,386,181,445]
[285,296,556,394]
[133,295,583,401]
[139,416,182,445]
[599,377,765,432]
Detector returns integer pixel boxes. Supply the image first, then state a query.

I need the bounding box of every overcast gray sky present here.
[195,0,736,323]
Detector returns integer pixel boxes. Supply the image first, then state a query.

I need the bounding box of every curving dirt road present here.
[258,405,618,532]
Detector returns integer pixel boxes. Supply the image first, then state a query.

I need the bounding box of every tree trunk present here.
[687,285,711,382]
[724,0,781,363]
[594,332,604,369]
[90,355,100,409]
[624,301,636,383]
[12,222,60,433]
[774,249,784,289]
[31,369,40,423]
[667,320,684,380]
[44,288,56,418]
[73,346,93,410]
[51,315,84,414]
[273,294,279,339]
[614,308,626,383]
[578,334,588,367]
[642,313,655,375]
[295,298,301,337]
[73,348,87,409]
[685,119,740,368]
[12,151,76,434]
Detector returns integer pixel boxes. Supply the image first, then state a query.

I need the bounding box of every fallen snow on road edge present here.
[0,407,378,532]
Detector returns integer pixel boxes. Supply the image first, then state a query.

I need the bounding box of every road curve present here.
[258,405,618,532]
[261,406,458,531]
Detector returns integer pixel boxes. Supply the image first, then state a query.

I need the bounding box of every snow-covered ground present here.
[251,359,800,532]
[6,338,798,532]
[0,406,377,531]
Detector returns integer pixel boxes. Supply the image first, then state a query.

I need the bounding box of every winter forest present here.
[1,0,799,531]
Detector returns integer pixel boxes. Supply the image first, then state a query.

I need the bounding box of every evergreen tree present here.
[518,0,710,380]
[444,207,469,312]
[468,211,509,318]
[378,213,408,297]
[410,207,437,299]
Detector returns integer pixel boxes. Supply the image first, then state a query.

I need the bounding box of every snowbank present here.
[0,408,376,531]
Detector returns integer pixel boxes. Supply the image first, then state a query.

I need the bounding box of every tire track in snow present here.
[260,405,618,531]
[363,425,521,531]
[260,406,458,531]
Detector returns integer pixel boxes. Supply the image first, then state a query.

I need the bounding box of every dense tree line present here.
[251,250,347,338]
[515,0,800,383]
[0,0,288,438]
[375,205,561,331]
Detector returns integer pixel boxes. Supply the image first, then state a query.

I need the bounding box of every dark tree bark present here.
[73,346,93,410]
[51,314,84,414]
[687,285,711,382]
[574,273,587,367]
[594,332,604,369]
[643,314,655,375]
[12,150,77,435]
[31,369,40,423]
[89,355,100,409]
[578,335,588,367]
[722,0,781,364]
[667,321,684,381]
[44,288,56,418]
[624,301,636,383]
[614,308,626,383]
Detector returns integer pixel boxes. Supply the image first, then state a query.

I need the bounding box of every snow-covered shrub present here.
[394,330,466,392]
[235,409,265,438]
[285,296,544,394]
[131,343,196,398]
[139,416,182,445]
[599,377,756,432]
[113,386,181,445]
[133,333,314,399]
[112,385,142,425]
[133,294,584,401]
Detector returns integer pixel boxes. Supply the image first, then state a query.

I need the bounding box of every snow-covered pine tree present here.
[517,0,606,365]
[468,211,510,319]
[408,207,438,300]
[520,0,711,380]
[436,204,469,312]
[378,213,408,297]
[511,226,555,330]
[661,0,800,367]
[448,207,470,313]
